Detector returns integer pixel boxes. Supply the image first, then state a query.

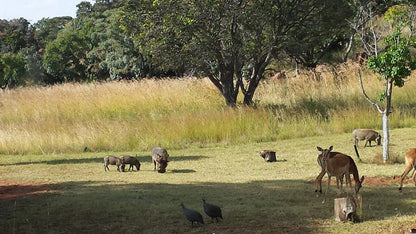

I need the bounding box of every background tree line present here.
[0,0,414,105]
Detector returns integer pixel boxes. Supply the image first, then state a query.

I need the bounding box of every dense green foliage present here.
[122,0,355,106]
[0,0,414,105]
[0,52,26,89]
[368,26,416,86]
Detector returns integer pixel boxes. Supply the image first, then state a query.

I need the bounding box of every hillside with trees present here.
[0,0,414,104]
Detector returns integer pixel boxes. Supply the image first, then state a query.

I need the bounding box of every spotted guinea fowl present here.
[202,199,223,222]
[180,202,204,227]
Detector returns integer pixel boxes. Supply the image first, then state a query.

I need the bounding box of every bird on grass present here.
[180,202,204,227]
[202,198,223,223]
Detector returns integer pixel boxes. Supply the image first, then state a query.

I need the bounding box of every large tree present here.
[0,52,26,89]
[42,26,90,83]
[123,0,351,106]
[33,17,73,49]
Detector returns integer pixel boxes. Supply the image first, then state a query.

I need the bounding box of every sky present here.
[0,0,94,23]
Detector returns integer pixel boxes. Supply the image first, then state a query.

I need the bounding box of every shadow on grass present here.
[171,169,196,173]
[170,155,208,161]
[0,179,414,233]
[0,157,103,166]
[0,155,208,166]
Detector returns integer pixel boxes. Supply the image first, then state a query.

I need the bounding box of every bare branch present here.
[357,68,383,114]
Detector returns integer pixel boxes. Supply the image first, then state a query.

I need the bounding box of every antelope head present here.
[317,146,333,159]
[355,176,365,193]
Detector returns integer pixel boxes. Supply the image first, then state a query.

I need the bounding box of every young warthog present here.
[259,150,276,162]
[352,128,381,147]
[120,155,141,172]
[104,155,122,172]
[152,146,169,173]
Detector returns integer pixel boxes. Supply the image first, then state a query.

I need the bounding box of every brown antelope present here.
[316,146,364,196]
[315,153,343,194]
[398,148,416,191]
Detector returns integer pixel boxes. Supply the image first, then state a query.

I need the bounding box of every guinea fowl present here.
[180,202,204,227]
[202,199,223,222]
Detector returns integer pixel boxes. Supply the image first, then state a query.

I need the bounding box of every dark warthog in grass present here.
[120,155,141,172]
[152,146,169,173]
[259,150,276,162]
[352,128,381,147]
[104,155,122,172]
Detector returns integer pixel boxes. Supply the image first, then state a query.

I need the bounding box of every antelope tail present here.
[354,144,361,160]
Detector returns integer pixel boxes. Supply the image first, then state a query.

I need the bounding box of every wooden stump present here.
[334,197,358,222]
[259,150,276,162]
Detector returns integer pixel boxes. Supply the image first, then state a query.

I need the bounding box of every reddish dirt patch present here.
[309,176,405,188]
[362,176,403,187]
[0,180,52,200]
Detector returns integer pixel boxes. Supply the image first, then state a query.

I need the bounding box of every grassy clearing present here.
[1,63,416,154]
[0,62,416,232]
[0,129,415,233]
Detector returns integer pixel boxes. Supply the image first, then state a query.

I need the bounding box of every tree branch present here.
[357,68,383,114]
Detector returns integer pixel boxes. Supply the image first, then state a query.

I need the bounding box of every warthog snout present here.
[152,146,169,173]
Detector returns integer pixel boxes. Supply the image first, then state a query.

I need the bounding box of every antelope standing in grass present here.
[316,146,364,198]
[398,148,416,191]
[315,146,363,193]
[315,153,343,194]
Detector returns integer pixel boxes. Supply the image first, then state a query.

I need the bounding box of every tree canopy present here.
[122,0,354,106]
[0,0,414,106]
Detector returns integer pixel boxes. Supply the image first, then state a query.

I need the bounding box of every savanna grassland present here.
[0,63,416,233]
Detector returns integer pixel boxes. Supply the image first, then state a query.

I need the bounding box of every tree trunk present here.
[382,80,393,162]
[243,77,260,106]
[206,57,239,107]
[382,79,393,163]
[343,33,355,62]
[242,54,271,106]
[382,112,389,163]
[334,197,358,222]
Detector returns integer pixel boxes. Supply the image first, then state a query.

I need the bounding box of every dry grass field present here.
[0,63,416,233]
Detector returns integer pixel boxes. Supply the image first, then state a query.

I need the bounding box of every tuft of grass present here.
[371,151,406,165]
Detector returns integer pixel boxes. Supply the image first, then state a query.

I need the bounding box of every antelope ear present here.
[317,147,323,152]
[329,146,333,151]
[361,176,365,182]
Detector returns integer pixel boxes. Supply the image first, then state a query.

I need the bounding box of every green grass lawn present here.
[1,128,415,233]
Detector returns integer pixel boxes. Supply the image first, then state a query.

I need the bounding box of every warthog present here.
[104,155,122,172]
[259,150,276,162]
[152,146,169,173]
[120,155,141,172]
[352,128,381,147]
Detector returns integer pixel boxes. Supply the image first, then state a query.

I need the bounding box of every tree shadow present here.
[0,155,207,167]
[0,179,413,233]
[170,155,208,161]
[171,169,196,173]
[0,157,103,166]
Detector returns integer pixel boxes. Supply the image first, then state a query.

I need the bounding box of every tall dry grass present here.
[1,63,416,154]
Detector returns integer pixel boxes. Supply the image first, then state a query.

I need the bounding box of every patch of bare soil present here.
[362,176,403,187]
[0,180,53,200]
[309,176,405,188]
